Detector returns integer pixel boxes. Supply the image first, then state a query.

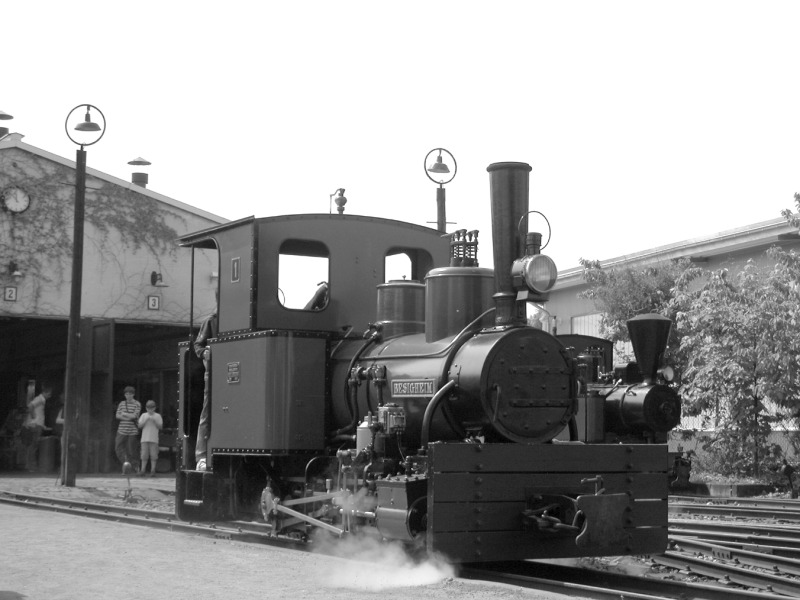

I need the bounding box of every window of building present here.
[571,313,602,337]
[278,240,330,311]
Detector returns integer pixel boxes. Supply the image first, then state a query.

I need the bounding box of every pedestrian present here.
[193,308,217,472]
[22,386,52,471]
[137,400,163,476]
[115,386,141,474]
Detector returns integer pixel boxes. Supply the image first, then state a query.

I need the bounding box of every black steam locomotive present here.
[175,162,680,562]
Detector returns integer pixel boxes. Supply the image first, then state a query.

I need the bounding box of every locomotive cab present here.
[176,214,450,469]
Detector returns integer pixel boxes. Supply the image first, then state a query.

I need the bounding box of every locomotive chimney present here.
[487,162,532,327]
[627,313,672,384]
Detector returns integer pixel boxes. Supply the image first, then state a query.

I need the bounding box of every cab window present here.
[385,247,434,282]
[278,240,330,311]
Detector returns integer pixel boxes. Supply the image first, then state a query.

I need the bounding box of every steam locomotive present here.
[175,162,681,563]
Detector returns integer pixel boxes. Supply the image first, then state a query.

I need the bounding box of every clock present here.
[2,187,31,214]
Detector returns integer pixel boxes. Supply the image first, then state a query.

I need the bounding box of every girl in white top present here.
[137,400,163,476]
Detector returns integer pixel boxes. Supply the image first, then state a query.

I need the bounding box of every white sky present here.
[4,1,799,271]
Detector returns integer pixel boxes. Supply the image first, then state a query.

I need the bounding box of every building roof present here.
[0,132,228,225]
[555,216,799,290]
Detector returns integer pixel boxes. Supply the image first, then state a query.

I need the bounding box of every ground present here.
[0,503,581,600]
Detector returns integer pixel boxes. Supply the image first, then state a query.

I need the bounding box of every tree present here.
[578,258,692,361]
[780,192,800,230]
[670,249,800,476]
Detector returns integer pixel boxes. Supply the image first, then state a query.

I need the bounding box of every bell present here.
[75,109,101,132]
[427,154,450,174]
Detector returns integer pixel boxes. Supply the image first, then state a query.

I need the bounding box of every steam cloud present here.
[312,531,455,591]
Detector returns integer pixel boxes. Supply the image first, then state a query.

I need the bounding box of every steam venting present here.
[487,162,532,326]
[627,313,672,384]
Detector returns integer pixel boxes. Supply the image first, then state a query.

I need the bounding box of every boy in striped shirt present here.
[115,386,141,474]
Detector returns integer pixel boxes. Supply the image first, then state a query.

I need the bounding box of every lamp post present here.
[424,148,456,233]
[62,104,106,486]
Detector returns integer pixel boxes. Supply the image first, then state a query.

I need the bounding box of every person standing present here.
[194,310,217,472]
[23,386,52,471]
[137,400,163,476]
[115,386,141,474]
[139,400,164,475]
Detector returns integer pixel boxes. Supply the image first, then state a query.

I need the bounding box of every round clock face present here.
[2,187,30,214]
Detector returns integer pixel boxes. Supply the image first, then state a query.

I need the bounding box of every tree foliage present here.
[578,257,691,360]
[670,249,800,476]
[780,192,800,230]
[579,245,800,477]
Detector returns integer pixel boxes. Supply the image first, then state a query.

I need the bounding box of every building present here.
[0,132,225,472]
[548,216,800,338]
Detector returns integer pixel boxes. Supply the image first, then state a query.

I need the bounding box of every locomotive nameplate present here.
[391,379,436,397]
[227,362,241,384]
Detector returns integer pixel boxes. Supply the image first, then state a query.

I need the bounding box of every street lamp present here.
[424,148,456,233]
[62,104,106,487]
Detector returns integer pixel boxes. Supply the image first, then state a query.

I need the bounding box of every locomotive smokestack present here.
[627,313,672,384]
[487,162,532,327]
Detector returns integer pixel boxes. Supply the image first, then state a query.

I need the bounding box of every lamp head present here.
[150,271,169,287]
[427,154,450,174]
[8,261,22,282]
[75,108,101,132]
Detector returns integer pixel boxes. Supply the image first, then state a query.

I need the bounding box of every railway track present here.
[670,495,800,523]
[0,489,303,549]
[4,487,799,598]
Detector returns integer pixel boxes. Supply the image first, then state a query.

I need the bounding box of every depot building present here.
[0,131,224,473]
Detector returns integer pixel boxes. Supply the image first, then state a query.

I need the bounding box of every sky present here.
[4,1,800,272]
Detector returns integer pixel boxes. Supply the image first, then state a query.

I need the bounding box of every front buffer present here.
[425,442,668,562]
